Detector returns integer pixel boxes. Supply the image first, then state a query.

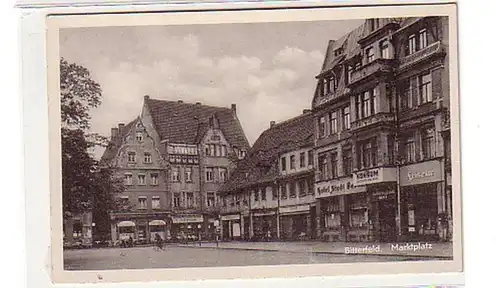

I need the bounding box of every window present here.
[299,152,306,168]
[73,220,82,238]
[210,145,216,157]
[331,152,338,178]
[346,65,353,84]
[184,167,192,182]
[171,167,180,182]
[403,135,416,163]
[138,197,147,209]
[366,47,375,63]
[399,80,413,111]
[150,173,158,185]
[216,145,221,157]
[254,190,259,202]
[308,178,314,195]
[419,29,428,49]
[342,106,351,130]
[127,152,136,163]
[359,139,378,168]
[408,34,417,54]
[343,147,353,175]
[280,184,287,199]
[124,174,133,185]
[281,157,287,171]
[173,193,181,208]
[299,180,307,197]
[330,111,338,134]
[143,152,152,163]
[319,116,326,137]
[118,196,130,209]
[207,192,215,207]
[272,187,278,200]
[362,91,371,118]
[290,155,296,170]
[221,145,227,157]
[136,132,143,142]
[205,168,214,182]
[204,145,210,156]
[419,72,432,104]
[186,192,194,208]
[261,189,266,201]
[421,127,435,159]
[152,196,160,209]
[319,154,328,180]
[380,40,390,59]
[289,182,296,198]
[235,195,241,206]
[138,174,146,185]
[308,150,314,166]
[219,168,228,182]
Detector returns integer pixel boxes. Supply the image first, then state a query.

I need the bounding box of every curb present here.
[174,244,453,260]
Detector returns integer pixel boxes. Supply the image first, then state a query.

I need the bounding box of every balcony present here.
[314,87,351,108]
[349,58,395,86]
[351,113,395,132]
[399,41,446,70]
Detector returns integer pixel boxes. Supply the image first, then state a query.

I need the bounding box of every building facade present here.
[101,96,249,244]
[311,17,451,242]
[220,112,316,241]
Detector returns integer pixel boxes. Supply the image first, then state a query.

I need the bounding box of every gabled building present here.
[101,96,249,244]
[311,16,451,242]
[219,110,315,241]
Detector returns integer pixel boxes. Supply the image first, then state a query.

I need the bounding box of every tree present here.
[60,58,124,237]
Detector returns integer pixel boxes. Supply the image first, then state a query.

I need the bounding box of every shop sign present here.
[400,160,443,186]
[353,167,397,186]
[279,204,310,215]
[253,211,275,217]
[316,177,366,198]
[221,214,240,221]
[372,190,395,200]
[171,215,204,224]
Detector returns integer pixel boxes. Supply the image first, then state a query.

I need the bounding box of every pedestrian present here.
[128,236,133,247]
[154,233,164,250]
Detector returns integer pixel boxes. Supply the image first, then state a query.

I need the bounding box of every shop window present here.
[72,220,83,238]
[299,152,306,168]
[318,116,326,137]
[380,39,390,59]
[127,151,136,163]
[307,150,314,166]
[138,174,146,185]
[205,168,214,182]
[150,173,158,185]
[331,152,338,178]
[144,152,152,163]
[342,106,351,130]
[185,167,192,182]
[207,192,215,207]
[349,195,368,228]
[173,193,181,208]
[138,196,147,209]
[289,182,297,198]
[330,111,338,134]
[299,180,307,197]
[280,184,287,199]
[419,72,432,104]
[281,157,287,172]
[171,167,180,182]
[421,127,436,160]
[342,146,353,175]
[290,155,296,170]
[152,196,160,209]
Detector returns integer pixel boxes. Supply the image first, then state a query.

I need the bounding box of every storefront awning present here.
[117,221,136,227]
[149,219,166,226]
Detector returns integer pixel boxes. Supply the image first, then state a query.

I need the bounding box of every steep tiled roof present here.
[145,98,250,149]
[220,112,314,194]
[100,117,139,166]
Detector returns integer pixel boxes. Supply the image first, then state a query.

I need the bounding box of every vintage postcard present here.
[45,1,462,284]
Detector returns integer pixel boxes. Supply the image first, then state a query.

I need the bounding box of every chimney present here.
[303,109,311,114]
[231,104,236,113]
[196,102,201,106]
[111,127,118,139]
[118,123,125,134]
[270,121,276,128]
[144,95,150,100]
[177,100,183,103]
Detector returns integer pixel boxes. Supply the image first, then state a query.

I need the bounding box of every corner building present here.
[312,17,451,242]
[101,96,249,244]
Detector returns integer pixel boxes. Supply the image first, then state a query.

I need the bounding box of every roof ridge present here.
[267,111,313,130]
[147,97,233,111]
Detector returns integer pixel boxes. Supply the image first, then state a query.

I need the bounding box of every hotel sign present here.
[353,167,397,186]
[316,177,366,198]
[400,160,443,186]
[171,215,204,224]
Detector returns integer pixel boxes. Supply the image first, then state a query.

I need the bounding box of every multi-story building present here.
[219,111,315,241]
[311,17,451,242]
[101,96,249,244]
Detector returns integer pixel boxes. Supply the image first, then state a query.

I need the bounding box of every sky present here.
[60,19,364,159]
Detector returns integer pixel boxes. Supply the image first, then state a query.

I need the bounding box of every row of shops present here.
[220,159,452,243]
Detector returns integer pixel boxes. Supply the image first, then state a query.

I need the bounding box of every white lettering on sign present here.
[407,170,435,181]
[317,181,356,195]
[354,169,380,184]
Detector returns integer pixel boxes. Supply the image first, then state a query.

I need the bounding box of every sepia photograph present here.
[45,2,462,283]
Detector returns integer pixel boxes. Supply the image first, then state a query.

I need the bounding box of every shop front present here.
[252,210,276,240]
[116,220,136,241]
[221,214,241,241]
[279,204,312,240]
[400,160,446,241]
[149,219,168,242]
[170,214,204,242]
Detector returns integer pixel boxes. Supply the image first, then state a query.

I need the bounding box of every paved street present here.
[64,244,437,270]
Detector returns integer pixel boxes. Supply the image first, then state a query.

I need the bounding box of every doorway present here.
[377,198,396,242]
